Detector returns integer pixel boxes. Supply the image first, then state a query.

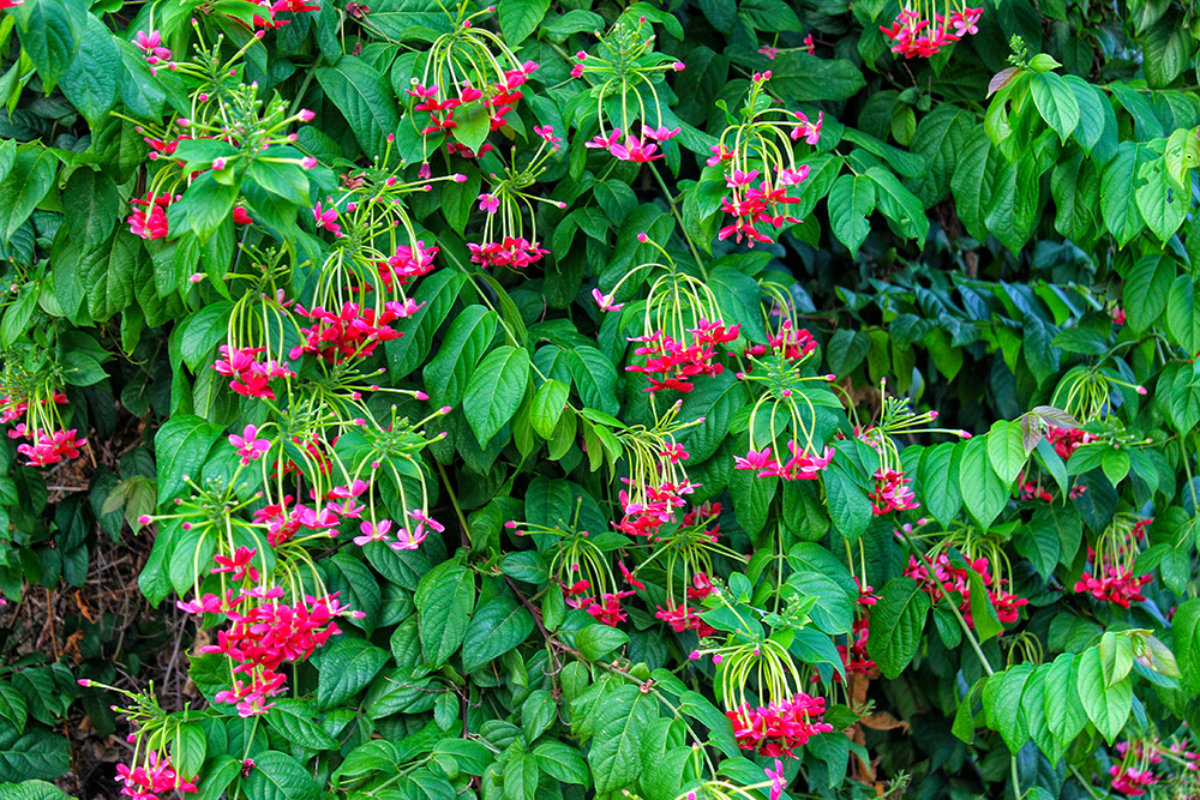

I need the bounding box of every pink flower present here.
[765,760,787,800]
[610,136,662,162]
[478,193,499,213]
[533,125,562,146]
[211,547,261,583]
[355,519,392,546]
[642,125,681,141]
[758,44,778,59]
[585,129,622,150]
[592,287,624,312]
[312,200,341,236]
[734,447,779,475]
[228,424,271,465]
[791,110,823,144]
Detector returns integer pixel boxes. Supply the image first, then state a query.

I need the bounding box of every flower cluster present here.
[625,320,740,392]
[128,192,174,240]
[407,61,538,138]
[718,164,811,247]
[880,6,983,59]
[570,14,686,161]
[904,552,1028,627]
[869,468,919,514]
[1,380,86,468]
[289,302,412,363]
[726,694,834,757]
[1074,517,1153,608]
[212,345,295,400]
[734,442,834,481]
[1109,765,1158,796]
[116,751,197,800]
[1045,426,1096,459]
[193,585,358,716]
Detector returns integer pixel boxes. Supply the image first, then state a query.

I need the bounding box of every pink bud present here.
[182,522,192,530]
[301,156,318,169]
[347,202,357,212]
[438,406,452,414]
[211,157,226,170]
[505,520,518,528]
[689,651,700,660]
[177,118,191,127]
[77,679,91,687]
[673,62,686,71]
[137,515,152,524]
[387,133,395,142]
[1136,386,1148,395]
[637,232,649,243]
[189,273,204,283]
[415,391,429,400]
[299,109,316,122]
[198,93,209,102]
[453,173,468,182]
[712,654,723,664]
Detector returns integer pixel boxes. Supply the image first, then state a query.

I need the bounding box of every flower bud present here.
[299,108,316,121]
[211,157,226,171]
[301,156,318,169]
[189,273,204,283]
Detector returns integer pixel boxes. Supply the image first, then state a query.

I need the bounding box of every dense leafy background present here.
[0,0,1199,798]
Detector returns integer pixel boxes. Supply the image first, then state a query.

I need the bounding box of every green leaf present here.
[865,166,929,243]
[422,305,498,408]
[1136,157,1187,243]
[739,0,802,31]
[982,664,1032,753]
[534,741,589,785]
[966,567,1002,642]
[1174,598,1200,695]
[154,414,223,505]
[1098,631,1134,687]
[0,780,72,800]
[785,543,857,635]
[497,0,550,44]
[10,0,82,91]
[315,56,400,159]
[59,13,120,125]
[727,48,865,101]
[61,168,119,248]
[823,463,872,541]
[243,751,321,800]
[463,345,531,447]
[1166,274,1200,354]
[1044,653,1088,748]
[0,147,57,243]
[1100,144,1145,248]
[576,624,629,660]
[826,329,870,377]
[1156,363,1200,434]
[957,437,1009,528]
[266,699,340,750]
[531,379,570,439]
[416,561,475,666]
[461,596,534,673]
[0,730,70,783]
[588,685,651,794]
[1123,254,1174,333]
[866,577,931,679]
[1075,648,1132,744]
[317,636,391,710]
[1029,72,1079,143]
[917,442,963,526]
[985,419,1026,484]
[827,174,875,255]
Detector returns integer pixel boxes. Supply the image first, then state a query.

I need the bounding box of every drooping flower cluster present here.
[128,192,175,239]
[1045,426,1096,459]
[1106,737,1200,797]
[626,319,740,392]
[880,5,983,59]
[0,372,86,468]
[571,13,685,161]
[1073,516,1153,608]
[198,588,356,716]
[903,552,1028,627]
[212,345,296,400]
[115,750,197,800]
[1108,765,1158,796]
[869,468,919,514]
[726,694,834,757]
[707,71,823,247]
[407,60,538,138]
[289,302,414,363]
